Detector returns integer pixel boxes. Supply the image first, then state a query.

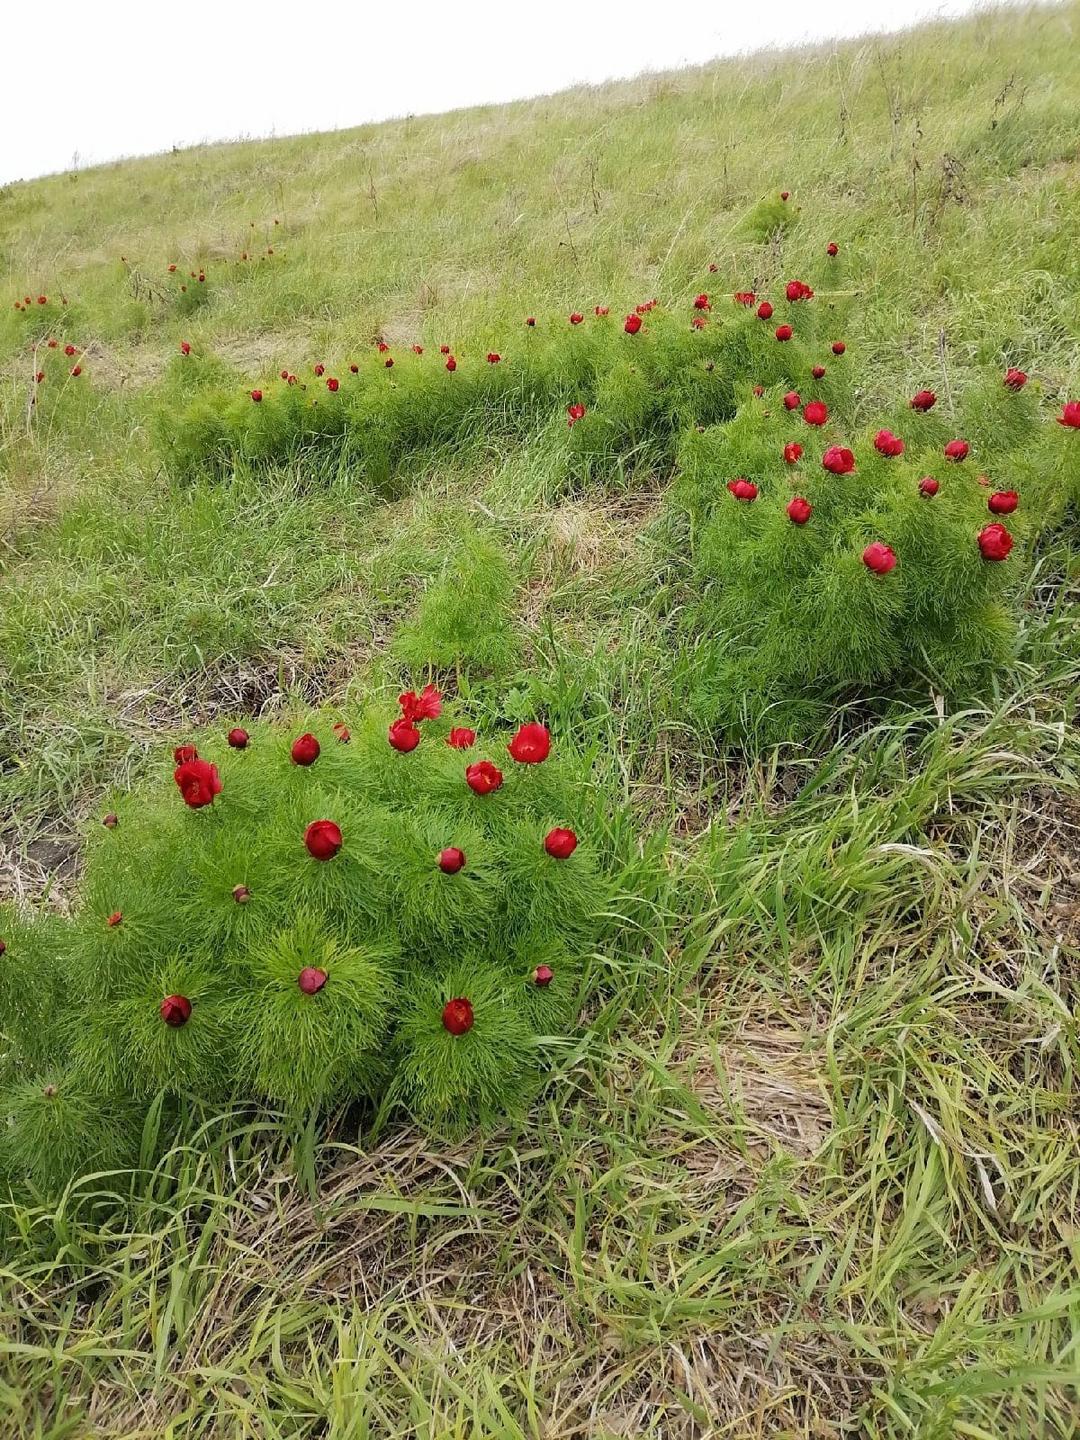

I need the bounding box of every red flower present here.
[350,363,359,372]
[910,389,936,412]
[412,345,424,354]
[569,312,584,325]
[174,758,223,808]
[70,365,82,377]
[693,293,710,310]
[783,442,803,464]
[978,523,1013,561]
[304,819,342,861]
[525,317,536,326]
[862,542,897,575]
[874,429,905,457]
[107,911,123,928]
[168,264,177,273]
[291,733,320,766]
[465,760,503,795]
[438,847,466,874]
[160,994,192,1027]
[594,305,609,316]
[486,352,501,364]
[752,385,764,397]
[803,400,828,426]
[733,291,755,306]
[298,967,328,994]
[385,358,394,369]
[227,727,249,749]
[447,727,477,749]
[988,490,1018,515]
[944,438,970,461]
[783,391,801,411]
[709,263,719,273]
[919,477,939,497]
[1003,368,1028,391]
[691,315,707,330]
[440,344,450,354]
[35,371,44,384]
[47,339,57,348]
[727,478,758,501]
[399,683,441,722]
[442,997,474,1035]
[1057,401,1080,428]
[756,301,774,320]
[287,374,297,385]
[780,190,790,201]
[280,369,289,380]
[180,341,191,356]
[388,717,421,752]
[811,364,826,379]
[787,496,812,525]
[332,721,351,743]
[775,324,793,342]
[533,964,554,986]
[567,403,586,427]
[624,313,642,334]
[785,279,813,301]
[37,295,47,305]
[822,445,856,474]
[544,827,578,859]
[445,356,457,372]
[173,743,199,764]
[250,389,262,402]
[831,341,846,356]
[508,722,550,764]
[826,242,839,256]
[326,376,339,391]
[314,363,325,376]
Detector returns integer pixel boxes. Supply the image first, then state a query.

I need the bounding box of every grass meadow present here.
[1,3,1078,1435]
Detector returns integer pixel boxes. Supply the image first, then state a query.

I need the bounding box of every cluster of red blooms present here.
[161,693,579,1038]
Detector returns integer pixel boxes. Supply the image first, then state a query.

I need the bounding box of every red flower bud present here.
[439,344,450,354]
[486,352,501,363]
[508,722,550,764]
[160,994,191,1026]
[465,760,503,795]
[385,357,394,368]
[227,727,249,749]
[862,542,897,575]
[693,293,710,310]
[35,371,44,384]
[64,345,76,356]
[304,819,342,860]
[811,364,826,379]
[525,316,536,326]
[250,389,262,402]
[107,911,123,928]
[733,291,755,306]
[803,400,828,426]
[438,847,466,874]
[775,324,793,342]
[756,301,774,320]
[727,478,758,501]
[783,442,803,464]
[442,997,474,1035]
[787,496,812,525]
[1003,368,1028,391]
[910,389,936,412]
[569,312,584,325]
[332,721,351,743]
[780,190,790,200]
[567,403,586,426]
[944,438,970,461]
[832,341,846,355]
[826,242,839,257]
[988,490,1018,515]
[533,964,554,986]
[174,758,222,808]
[350,363,359,373]
[544,827,578,859]
[232,884,250,903]
[298,966,328,994]
[594,305,609,316]
[785,279,813,302]
[71,365,82,377]
[388,717,421,752]
[291,733,320,766]
[874,429,905,457]
[314,363,325,376]
[918,477,939,497]
[624,313,642,334]
[752,385,764,397]
[180,341,191,356]
[783,391,801,411]
[103,813,118,828]
[978,523,1013,562]
[822,445,855,475]
[326,376,339,391]
[447,727,477,749]
[445,356,457,371]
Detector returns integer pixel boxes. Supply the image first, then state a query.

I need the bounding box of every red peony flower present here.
[1057,401,1080,428]
[918,476,939,497]
[442,997,474,1035]
[350,363,359,372]
[227,727,249,749]
[727,478,758,501]
[709,263,719,273]
[180,341,191,356]
[567,402,587,427]
[298,967,328,994]
[399,683,441,723]
[803,400,828,426]
[174,758,223,808]
[910,389,936,411]
[826,242,839,256]
[385,358,394,368]
[533,964,554,986]
[412,345,424,354]
[752,385,764,397]
[978,523,1013,561]
[944,438,970,460]
[313,363,325,376]
[783,441,803,464]
[47,339,57,348]
[862,542,897,575]
[756,301,774,320]
[525,316,536,326]
[874,429,905,457]
[388,717,421,752]
[291,733,320,766]
[822,445,856,474]
[988,490,1018,515]
[280,369,290,380]
[447,727,477,749]
[595,305,609,316]
[70,365,82,377]
[160,994,192,1027]
[1003,368,1027,390]
[37,295,46,305]
[173,743,199,764]
[287,374,297,385]
[465,760,503,795]
[168,264,177,273]
[35,371,44,384]
[775,324,793,342]
[250,389,262,402]
[780,190,790,201]
[326,376,339,391]
[544,827,578,859]
[438,847,466,874]
[508,722,550,764]
[733,291,755,306]
[570,312,584,325]
[832,341,846,355]
[332,721,351,743]
[440,344,450,354]
[691,315,707,330]
[811,364,826,379]
[624,313,642,334]
[785,279,813,301]
[787,496,813,525]
[304,819,342,861]
[445,356,457,371]
[783,391,801,410]
[693,293,710,310]
[107,911,123,928]
[377,342,389,353]
[486,352,501,364]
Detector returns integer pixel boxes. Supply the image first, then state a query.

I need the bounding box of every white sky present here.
[2,0,999,185]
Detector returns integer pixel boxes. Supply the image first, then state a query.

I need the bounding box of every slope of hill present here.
[0,5,1078,1436]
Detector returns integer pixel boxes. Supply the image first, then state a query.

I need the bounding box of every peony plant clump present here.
[0,691,607,1198]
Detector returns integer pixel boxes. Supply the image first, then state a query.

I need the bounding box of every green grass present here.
[2,3,1080,1434]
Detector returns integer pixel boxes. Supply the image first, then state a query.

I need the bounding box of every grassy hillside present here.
[1,4,1079,1436]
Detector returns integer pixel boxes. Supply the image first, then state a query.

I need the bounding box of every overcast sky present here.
[2,0,1000,185]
